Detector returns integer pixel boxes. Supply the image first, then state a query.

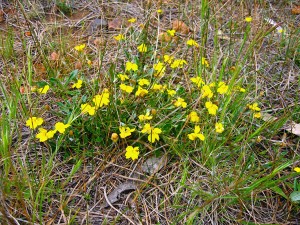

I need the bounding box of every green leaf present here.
[49,77,63,88]
[270,186,288,199]
[290,191,300,202]
[65,69,79,86]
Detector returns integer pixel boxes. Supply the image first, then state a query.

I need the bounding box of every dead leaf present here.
[291,5,300,15]
[108,17,123,30]
[33,63,47,79]
[100,181,137,209]
[159,32,172,42]
[19,86,26,94]
[261,112,300,136]
[217,30,230,40]
[283,122,300,136]
[75,61,82,69]
[141,156,167,175]
[24,31,31,37]
[101,155,167,209]
[50,51,59,61]
[172,19,190,35]
[0,10,4,23]
[93,37,106,47]
[88,18,108,34]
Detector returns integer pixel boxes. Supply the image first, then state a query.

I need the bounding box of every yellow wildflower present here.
[81,103,96,116]
[190,77,204,88]
[239,87,246,93]
[114,34,125,41]
[141,123,162,143]
[157,9,163,14]
[167,89,176,96]
[248,103,261,111]
[217,82,228,94]
[209,82,216,88]
[128,18,136,23]
[167,29,176,36]
[119,126,135,139]
[118,74,129,81]
[188,111,200,123]
[163,54,174,64]
[137,43,147,53]
[26,117,44,130]
[205,101,218,115]
[36,128,56,142]
[153,62,166,77]
[188,126,205,141]
[174,97,187,108]
[201,85,213,98]
[74,44,86,51]
[72,80,83,89]
[170,59,187,69]
[93,90,110,108]
[138,78,150,86]
[135,86,148,97]
[186,39,199,47]
[151,83,163,92]
[138,112,153,121]
[120,83,134,93]
[201,57,209,67]
[125,146,139,160]
[245,16,252,22]
[125,61,138,72]
[294,167,300,173]
[215,122,224,133]
[55,122,70,134]
[38,85,50,94]
[253,112,261,119]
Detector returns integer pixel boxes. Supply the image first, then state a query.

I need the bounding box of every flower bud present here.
[111,133,119,143]
[151,109,157,116]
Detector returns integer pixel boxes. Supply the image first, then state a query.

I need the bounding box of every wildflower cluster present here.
[26,117,70,142]
[24,15,262,164]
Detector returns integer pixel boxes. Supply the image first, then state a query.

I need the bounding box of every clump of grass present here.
[0,0,299,224]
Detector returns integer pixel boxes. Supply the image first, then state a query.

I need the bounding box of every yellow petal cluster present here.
[186,39,199,47]
[215,122,224,133]
[188,111,200,123]
[135,86,148,97]
[205,101,218,115]
[138,112,153,121]
[114,34,125,41]
[188,126,205,141]
[38,85,50,94]
[81,103,96,116]
[141,123,162,143]
[217,82,228,94]
[72,80,83,89]
[74,44,86,51]
[126,61,138,72]
[137,43,147,53]
[120,83,134,93]
[153,62,166,77]
[55,122,70,134]
[93,90,110,109]
[26,117,44,130]
[174,97,187,108]
[201,85,213,98]
[138,79,150,86]
[119,126,135,138]
[170,59,187,69]
[125,146,139,160]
